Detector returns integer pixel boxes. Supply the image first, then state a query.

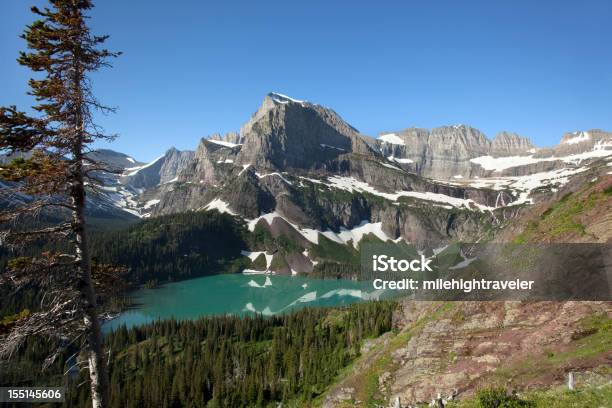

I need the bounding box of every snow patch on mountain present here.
[321,220,391,249]
[379,133,405,145]
[203,198,236,215]
[246,212,319,244]
[144,199,160,209]
[470,155,556,171]
[239,164,252,176]
[379,162,403,171]
[206,139,242,148]
[246,212,392,247]
[563,131,590,145]
[468,167,589,205]
[255,171,293,185]
[320,143,345,151]
[326,176,495,211]
[471,143,612,172]
[269,92,305,105]
[124,154,165,176]
[240,250,274,270]
[162,176,178,184]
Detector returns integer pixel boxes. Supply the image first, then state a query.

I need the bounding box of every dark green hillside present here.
[89,211,251,283]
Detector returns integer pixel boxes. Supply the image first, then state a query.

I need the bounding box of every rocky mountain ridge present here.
[4,92,610,272]
[68,92,609,275]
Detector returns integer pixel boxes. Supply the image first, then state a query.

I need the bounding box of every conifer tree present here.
[0,1,120,407]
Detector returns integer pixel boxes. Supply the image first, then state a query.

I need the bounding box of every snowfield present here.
[379,133,405,145]
[320,143,345,151]
[325,175,495,211]
[470,142,612,172]
[467,167,589,205]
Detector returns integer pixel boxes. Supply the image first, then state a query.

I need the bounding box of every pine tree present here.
[0,1,120,407]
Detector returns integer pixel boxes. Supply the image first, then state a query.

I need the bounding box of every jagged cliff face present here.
[234,93,374,171]
[377,126,537,179]
[490,131,534,155]
[119,147,194,190]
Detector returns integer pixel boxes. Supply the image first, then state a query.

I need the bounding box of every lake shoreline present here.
[103,273,377,333]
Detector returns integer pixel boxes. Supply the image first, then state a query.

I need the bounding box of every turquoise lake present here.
[103,274,382,332]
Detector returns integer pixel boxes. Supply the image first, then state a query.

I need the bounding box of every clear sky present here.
[1,1,611,162]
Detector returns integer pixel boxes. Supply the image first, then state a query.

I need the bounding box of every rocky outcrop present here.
[234,93,375,171]
[178,139,232,185]
[390,301,609,405]
[490,131,535,155]
[553,129,611,156]
[321,298,611,407]
[158,148,195,184]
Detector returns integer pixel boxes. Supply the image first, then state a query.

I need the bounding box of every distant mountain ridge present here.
[376,126,536,178]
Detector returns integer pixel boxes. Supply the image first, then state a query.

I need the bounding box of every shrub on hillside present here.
[476,387,534,408]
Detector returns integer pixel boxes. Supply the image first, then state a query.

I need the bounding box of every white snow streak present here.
[203,198,236,215]
[143,199,160,209]
[206,139,241,148]
[326,176,494,211]
[320,144,345,151]
[471,144,612,172]
[124,154,165,176]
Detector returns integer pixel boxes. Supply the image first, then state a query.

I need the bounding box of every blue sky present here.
[1,1,611,162]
